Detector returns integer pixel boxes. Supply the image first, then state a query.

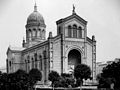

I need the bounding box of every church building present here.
[6,4,96,84]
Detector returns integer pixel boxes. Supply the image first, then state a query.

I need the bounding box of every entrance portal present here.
[68,49,81,72]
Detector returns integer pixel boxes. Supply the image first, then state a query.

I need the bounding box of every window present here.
[68,25,72,37]
[78,26,82,38]
[34,53,37,69]
[73,24,77,38]
[32,57,34,68]
[43,50,46,58]
[25,59,27,72]
[58,26,61,35]
[34,53,37,61]
[39,55,42,70]
[9,61,12,67]
[29,29,32,40]
[28,60,30,71]
[33,28,36,37]
[38,29,41,37]
[42,29,45,39]
[27,56,30,71]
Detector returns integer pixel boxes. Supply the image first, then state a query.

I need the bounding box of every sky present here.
[0,0,120,69]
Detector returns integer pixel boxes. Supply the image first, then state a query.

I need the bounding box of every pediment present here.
[56,13,87,26]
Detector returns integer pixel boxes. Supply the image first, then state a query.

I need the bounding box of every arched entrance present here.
[68,49,81,72]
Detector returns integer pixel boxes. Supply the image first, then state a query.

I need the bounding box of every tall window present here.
[9,61,12,67]
[32,57,34,68]
[39,55,42,70]
[68,25,72,37]
[34,53,37,69]
[38,29,41,37]
[29,29,32,41]
[27,56,30,72]
[58,26,61,35]
[33,28,36,37]
[78,26,82,38]
[42,29,45,39]
[73,24,77,38]
[25,60,27,72]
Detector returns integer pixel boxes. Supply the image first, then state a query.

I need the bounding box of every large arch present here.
[64,46,83,73]
[68,49,81,67]
[68,49,81,73]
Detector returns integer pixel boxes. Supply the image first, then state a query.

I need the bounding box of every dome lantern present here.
[34,2,37,12]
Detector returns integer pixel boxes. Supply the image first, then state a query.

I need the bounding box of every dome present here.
[26,4,45,26]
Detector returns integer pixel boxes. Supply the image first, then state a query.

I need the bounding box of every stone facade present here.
[6,5,96,84]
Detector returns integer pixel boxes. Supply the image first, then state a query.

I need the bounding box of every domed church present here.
[6,4,96,84]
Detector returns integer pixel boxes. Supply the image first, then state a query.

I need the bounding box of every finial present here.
[72,4,76,14]
[23,37,25,41]
[92,35,96,42]
[49,32,53,38]
[34,0,37,12]
[22,37,25,47]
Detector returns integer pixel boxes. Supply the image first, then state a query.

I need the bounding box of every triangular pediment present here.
[56,13,87,25]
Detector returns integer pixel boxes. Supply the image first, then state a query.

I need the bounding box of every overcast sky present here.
[0,0,120,69]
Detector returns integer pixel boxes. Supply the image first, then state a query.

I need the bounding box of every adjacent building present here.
[6,4,96,84]
[96,60,115,76]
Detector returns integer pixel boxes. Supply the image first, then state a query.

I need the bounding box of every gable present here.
[56,13,87,26]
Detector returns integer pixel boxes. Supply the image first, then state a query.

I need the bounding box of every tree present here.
[7,69,29,90]
[0,72,9,90]
[29,68,42,89]
[29,68,42,81]
[61,73,75,88]
[0,69,29,90]
[48,70,60,87]
[14,69,29,90]
[74,64,91,86]
[99,61,120,89]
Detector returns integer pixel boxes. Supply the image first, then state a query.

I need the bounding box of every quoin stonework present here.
[6,4,96,84]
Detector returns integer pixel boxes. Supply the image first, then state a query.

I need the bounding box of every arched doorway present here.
[68,49,81,72]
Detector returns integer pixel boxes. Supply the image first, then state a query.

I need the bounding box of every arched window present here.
[32,57,34,68]
[38,29,41,37]
[73,24,77,38]
[25,59,27,72]
[33,28,36,37]
[39,55,42,70]
[27,60,30,71]
[27,56,30,72]
[58,26,61,35]
[9,61,12,67]
[42,29,45,39]
[68,25,72,37]
[29,29,32,40]
[34,53,37,69]
[78,26,82,38]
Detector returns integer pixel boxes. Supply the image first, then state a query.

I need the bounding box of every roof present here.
[7,46,25,55]
[56,13,87,25]
[9,47,25,51]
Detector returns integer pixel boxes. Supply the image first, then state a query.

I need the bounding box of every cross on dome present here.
[34,0,37,12]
